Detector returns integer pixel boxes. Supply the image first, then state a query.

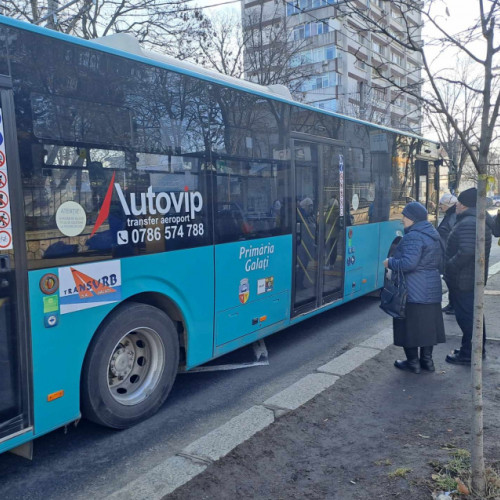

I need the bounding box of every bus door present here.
[416,159,438,224]
[0,86,31,445]
[292,139,345,315]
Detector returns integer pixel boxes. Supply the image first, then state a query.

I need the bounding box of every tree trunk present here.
[471,175,487,495]
[46,0,58,30]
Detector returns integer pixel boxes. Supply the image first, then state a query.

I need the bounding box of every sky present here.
[194,0,241,16]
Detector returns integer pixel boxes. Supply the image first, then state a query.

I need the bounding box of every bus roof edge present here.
[93,32,294,101]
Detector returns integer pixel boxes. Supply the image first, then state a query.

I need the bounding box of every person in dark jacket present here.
[487,208,500,237]
[437,193,458,314]
[444,187,492,365]
[437,193,458,246]
[383,202,446,374]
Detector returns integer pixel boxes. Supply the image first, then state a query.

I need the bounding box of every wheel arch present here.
[128,292,187,366]
[80,291,189,388]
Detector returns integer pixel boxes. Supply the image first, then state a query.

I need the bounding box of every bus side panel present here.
[343,224,382,298]
[28,247,214,436]
[214,235,292,348]
[378,220,404,282]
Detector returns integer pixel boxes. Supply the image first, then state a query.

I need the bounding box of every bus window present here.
[344,146,377,225]
[22,143,211,268]
[31,93,133,147]
[389,136,420,219]
[214,159,291,243]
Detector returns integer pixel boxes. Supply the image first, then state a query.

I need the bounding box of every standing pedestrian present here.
[487,207,500,237]
[383,202,445,374]
[437,193,458,314]
[444,187,492,364]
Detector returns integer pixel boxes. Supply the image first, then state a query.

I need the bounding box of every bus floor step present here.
[182,340,269,373]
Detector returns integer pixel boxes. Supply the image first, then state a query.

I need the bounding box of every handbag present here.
[380,268,407,319]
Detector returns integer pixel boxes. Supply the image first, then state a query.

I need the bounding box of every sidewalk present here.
[167,276,500,499]
[165,342,500,500]
[111,268,500,500]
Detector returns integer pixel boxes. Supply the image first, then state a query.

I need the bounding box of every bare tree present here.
[338,1,500,495]
[190,10,245,78]
[1,0,211,59]
[425,58,483,190]
[242,0,314,96]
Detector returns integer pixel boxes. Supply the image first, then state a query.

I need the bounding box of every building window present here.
[301,72,338,91]
[391,8,401,22]
[354,58,366,70]
[311,99,337,111]
[393,75,403,86]
[391,51,403,66]
[372,40,385,56]
[393,96,404,107]
[292,20,334,40]
[374,87,386,103]
[290,45,337,67]
[286,0,337,15]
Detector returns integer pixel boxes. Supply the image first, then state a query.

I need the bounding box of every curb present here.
[106,327,393,499]
[107,263,500,499]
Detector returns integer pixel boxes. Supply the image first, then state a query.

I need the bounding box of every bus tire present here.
[81,302,179,429]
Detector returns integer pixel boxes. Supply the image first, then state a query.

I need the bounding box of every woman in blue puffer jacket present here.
[383,202,446,374]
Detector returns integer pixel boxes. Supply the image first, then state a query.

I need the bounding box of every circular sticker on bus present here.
[239,278,250,304]
[56,201,87,237]
[40,273,59,295]
[352,193,359,211]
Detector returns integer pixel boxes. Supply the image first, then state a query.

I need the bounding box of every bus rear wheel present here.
[81,302,179,429]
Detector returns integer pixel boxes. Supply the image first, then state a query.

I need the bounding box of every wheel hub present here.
[110,345,135,379]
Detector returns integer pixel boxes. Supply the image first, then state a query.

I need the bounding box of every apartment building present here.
[242,0,423,133]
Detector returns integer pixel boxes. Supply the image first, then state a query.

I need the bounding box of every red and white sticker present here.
[0,230,12,249]
[0,210,10,228]
[0,109,12,249]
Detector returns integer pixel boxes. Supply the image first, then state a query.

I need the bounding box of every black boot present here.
[420,346,435,372]
[394,347,421,374]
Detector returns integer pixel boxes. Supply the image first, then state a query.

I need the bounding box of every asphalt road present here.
[0,236,499,500]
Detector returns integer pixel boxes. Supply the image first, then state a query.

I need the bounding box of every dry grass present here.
[430,450,500,499]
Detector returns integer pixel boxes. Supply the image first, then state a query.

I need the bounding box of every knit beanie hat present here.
[439,193,458,207]
[457,187,477,208]
[402,201,428,222]
[299,197,313,209]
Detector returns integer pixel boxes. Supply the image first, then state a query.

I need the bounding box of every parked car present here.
[491,195,500,207]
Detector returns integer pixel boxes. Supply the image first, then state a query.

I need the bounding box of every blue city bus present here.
[0,15,440,456]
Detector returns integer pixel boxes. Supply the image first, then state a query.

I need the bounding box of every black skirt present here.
[393,302,446,348]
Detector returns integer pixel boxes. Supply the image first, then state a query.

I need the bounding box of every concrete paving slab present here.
[182,405,274,462]
[263,373,339,411]
[106,455,206,500]
[358,327,392,350]
[317,346,380,376]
